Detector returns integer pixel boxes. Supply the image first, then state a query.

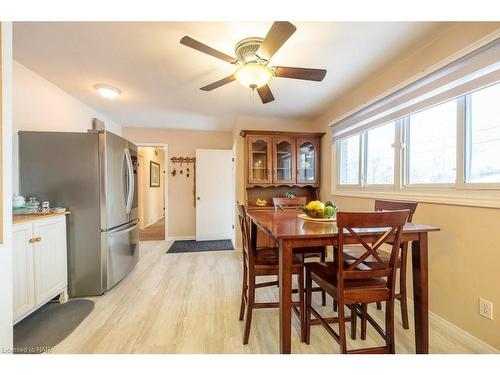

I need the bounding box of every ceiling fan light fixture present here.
[94,84,121,99]
[234,63,272,89]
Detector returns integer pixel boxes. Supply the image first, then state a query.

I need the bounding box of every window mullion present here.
[456,96,466,189]
[401,117,410,187]
[360,132,367,188]
[394,119,402,192]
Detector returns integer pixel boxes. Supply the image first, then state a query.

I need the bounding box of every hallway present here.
[139,218,165,241]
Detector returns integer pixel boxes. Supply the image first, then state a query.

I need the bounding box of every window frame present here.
[401,99,459,189]
[364,121,398,189]
[459,85,500,190]
[332,82,500,208]
[336,133,363,189]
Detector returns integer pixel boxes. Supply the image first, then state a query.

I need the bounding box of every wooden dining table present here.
[246,209,440,354]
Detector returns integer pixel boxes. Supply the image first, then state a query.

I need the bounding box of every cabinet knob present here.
[36,236,42,242]
[29,238,36,244]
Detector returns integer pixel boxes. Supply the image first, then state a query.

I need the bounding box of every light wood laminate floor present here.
[52,240,482,354]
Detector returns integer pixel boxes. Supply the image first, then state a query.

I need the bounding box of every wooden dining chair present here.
[272,196,328,306]
[237,204,305,344]
[272,196,308,211]
[339,199,418,331]
[305,210,409,354]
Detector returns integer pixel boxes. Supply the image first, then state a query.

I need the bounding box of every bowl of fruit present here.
[298,200,337,222]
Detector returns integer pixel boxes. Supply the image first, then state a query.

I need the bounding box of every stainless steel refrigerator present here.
[19,130,139,297]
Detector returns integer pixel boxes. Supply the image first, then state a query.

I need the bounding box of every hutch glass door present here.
[273,137,296,184]
[297,139,318,184]
[248,136,272,184]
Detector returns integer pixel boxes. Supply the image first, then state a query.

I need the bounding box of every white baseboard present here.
[405,299,499,353]
[166,236,195,241]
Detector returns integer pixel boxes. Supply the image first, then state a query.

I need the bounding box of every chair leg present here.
[376,301,382,310]
[361,303,367,340]
[298,269,306,342]
[333,299,337,312]
[320,249,326,306]
[239,261,247,321]
[243,272,255,344]
[399,248,410,329]
[350,304,357,340]
[338,300,347,354]
[385,298,396,354]
[305,269,313,345]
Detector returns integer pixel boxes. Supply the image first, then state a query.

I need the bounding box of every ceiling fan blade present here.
[274,66,327,81]
[257,21,297,61]
[200,75,236,91]
[257,84,275,104]
[180,36,236,64]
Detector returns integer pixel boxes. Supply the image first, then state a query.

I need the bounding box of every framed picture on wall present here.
[150,161,161,187]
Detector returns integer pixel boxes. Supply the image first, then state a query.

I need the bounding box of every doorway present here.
[137,145,168,241]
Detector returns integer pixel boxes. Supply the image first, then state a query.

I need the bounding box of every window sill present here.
[331,187,500,209]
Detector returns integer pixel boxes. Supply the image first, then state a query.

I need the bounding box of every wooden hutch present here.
[240,130,325,245]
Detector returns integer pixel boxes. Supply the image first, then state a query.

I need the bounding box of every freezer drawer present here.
[102,220,139,290]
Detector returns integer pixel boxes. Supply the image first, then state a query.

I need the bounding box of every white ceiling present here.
[13,22,441,130]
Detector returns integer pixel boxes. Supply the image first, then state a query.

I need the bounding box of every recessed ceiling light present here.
[94,84,121,99]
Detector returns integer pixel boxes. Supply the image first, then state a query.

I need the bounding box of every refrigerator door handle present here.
[109,220,139,238]
[124,148,134,214]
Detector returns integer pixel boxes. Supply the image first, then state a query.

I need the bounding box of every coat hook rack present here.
[170,156,196,178]
[170,156,196,164]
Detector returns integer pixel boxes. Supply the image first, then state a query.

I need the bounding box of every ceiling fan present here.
[180,21,327,104]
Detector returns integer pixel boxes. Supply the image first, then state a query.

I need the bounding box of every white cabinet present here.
[12,214,68,324]
[12,222,35,321]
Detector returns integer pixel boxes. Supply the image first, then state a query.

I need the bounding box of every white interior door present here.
[196,149,234,241]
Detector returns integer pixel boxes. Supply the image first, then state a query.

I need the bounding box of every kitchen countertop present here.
[13,211,70,225]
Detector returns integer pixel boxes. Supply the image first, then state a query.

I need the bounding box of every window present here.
[465,83,500,183]
[338,134,360,185]
[366,122,395,185]
[406,99,457,185]
[334,81,500,206]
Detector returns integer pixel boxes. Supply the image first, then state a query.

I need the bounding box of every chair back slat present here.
[237,204,249,255]
[272,196,307,211]
[374,199,417,222]
[336,211,408,286]
[237,204,257,264]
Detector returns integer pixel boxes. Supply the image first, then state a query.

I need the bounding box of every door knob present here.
[197,197,201,200]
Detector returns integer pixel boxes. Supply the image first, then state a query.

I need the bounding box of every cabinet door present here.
[33,217,68,305]
[12,223,35,321]
[296,138,319,185]
[248,135,273,184]
[272,137,296,184]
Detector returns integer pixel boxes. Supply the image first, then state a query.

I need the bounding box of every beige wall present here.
[13,61,122,194]
[138,147,165,229]
[318,22,500,350]
[123,127,233,238]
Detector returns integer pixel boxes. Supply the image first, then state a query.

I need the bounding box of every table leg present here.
[411,232,429,354]
[279,238,293,354]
